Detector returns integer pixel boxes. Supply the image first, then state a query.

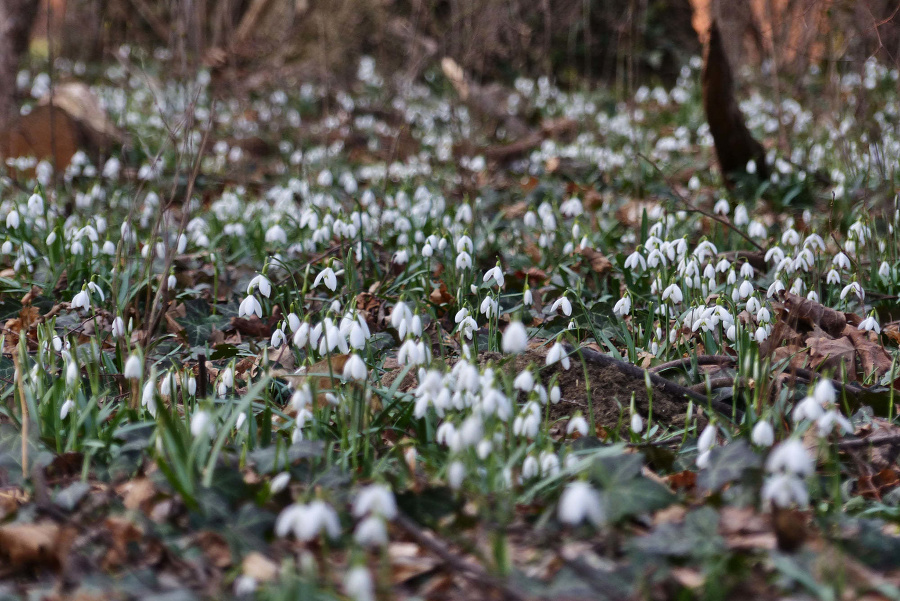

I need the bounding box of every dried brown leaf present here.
[0,521,74,569]
[242,551,279,582]
[781,292,847,338]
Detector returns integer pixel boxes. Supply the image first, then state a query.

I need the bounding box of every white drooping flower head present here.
[558,481,605,527]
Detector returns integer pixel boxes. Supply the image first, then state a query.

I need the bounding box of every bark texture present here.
[702,21,769,184]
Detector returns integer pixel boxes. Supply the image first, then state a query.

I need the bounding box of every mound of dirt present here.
[380,345,702,434]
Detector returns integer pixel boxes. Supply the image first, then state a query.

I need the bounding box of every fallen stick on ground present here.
[394,512,533,601]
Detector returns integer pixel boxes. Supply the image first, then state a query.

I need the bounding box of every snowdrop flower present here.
[550,296,572,316]
[455,251,472,270]
[541,451,560,477]
[558,481,605,527]
[513,369,534,391]
[483,265,504,287]
[561,196,584,217]
[187,377,196,396]
[190,410,213,438]
[522,455,540,479]
[817,410,853,437]
[738,280,754,299]
[447,461,465,490]
[247,274,272,298]
[353,484,397,519]
[696,450,712,469]
[265,224,287,244]
[501,321,528,353]
[630,413,644,434]
[839,281,864,302]
[661,283,683,304]
[270,472,291,493]
[792,394,824,423]
[343,354,367,381]
[624,251,646,271]
[697,424,717,453]
[275,500,341,541]
[354,515,388,548]
[344,566,375,601]
[71,289,91,311]
[292,322,310,347]
[765,439,814,477]
[123,354,142,380]
[567,415,589,437]
[111,316,126,339]
[713,198,729,215]
[550,385,561,404]
[271,328,286,348]
[238,294,263,318]
[613,295,631,317]
[751,420,775,447]
[27,193,43,215]
[479,296,498,318]
[762,472,809,508]
[458,316,478,340]
[60,399,75,420]
[733,205,749,226]
[858,313,881,334]
[766,279,785,298]
[221,367,234,389]
[313,266,338,291]
[826,269,841,285]
[546,342,570,370]
[6,210,20,229]
[523,287,533,306]
[833,252,851,270]
[781,228,800,247]
[141,377,157,416]
[348,320,368,349]
[813,379,835,406]
[65,356,78,386]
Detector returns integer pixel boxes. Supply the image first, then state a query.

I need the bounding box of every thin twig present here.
[144,107,215,349]
[636,153,764,251]
[689,377,748,394]
[649,354,735,374]
[394,513,532,601]
[838,433,900,449]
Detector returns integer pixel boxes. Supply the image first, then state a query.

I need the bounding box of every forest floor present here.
[1,51,900,600]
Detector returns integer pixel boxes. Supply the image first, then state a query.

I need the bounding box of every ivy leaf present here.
[602,477,675,523]
[590,452,643,486]
[54,481,91,511]
[630,506,724,559]
[697,440,762,493]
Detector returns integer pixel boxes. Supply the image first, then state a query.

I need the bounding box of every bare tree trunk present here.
[0,0,40,131]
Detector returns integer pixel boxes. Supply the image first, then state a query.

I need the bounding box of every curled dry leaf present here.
[844,326,893,378]
[578,247,612,276]
[780,292,847,338]
[196,530,232,568]
[807,336,857,381]
[102,517,143,571]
